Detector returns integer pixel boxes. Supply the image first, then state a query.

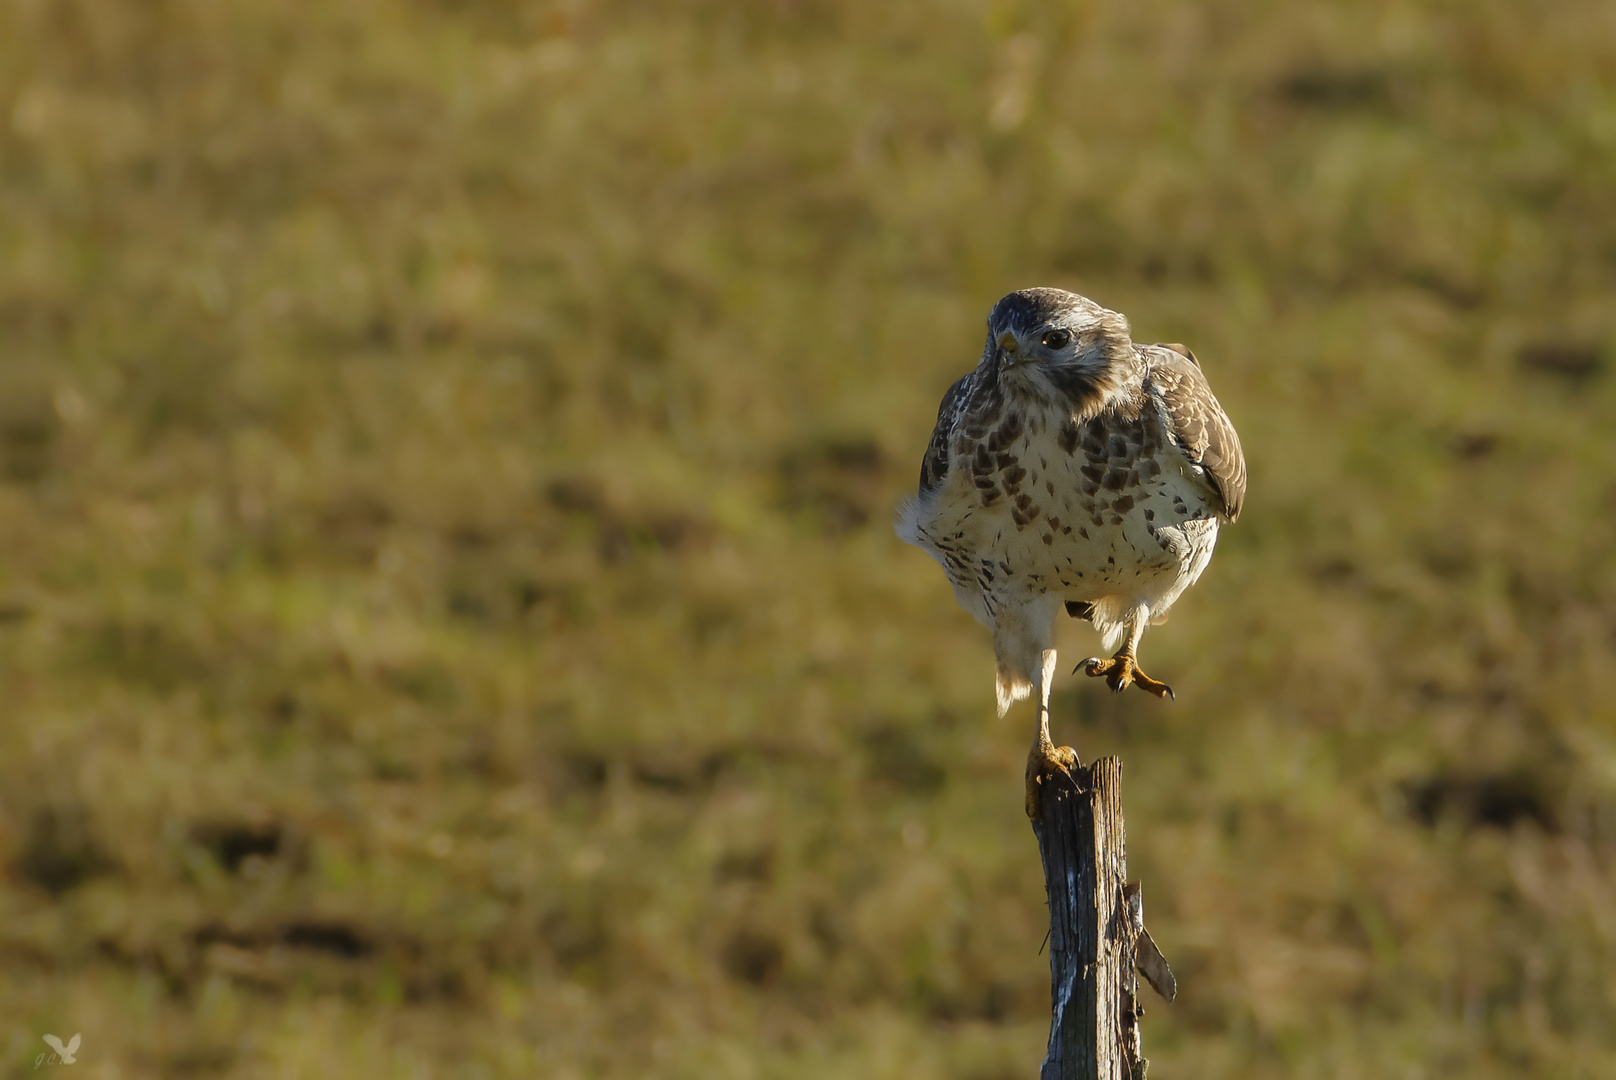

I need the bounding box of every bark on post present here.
[1031,756,1176,1080]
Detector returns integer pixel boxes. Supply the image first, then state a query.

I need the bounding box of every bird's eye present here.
[1041,329,1072,350]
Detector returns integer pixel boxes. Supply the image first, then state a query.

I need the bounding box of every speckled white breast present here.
[898,394,1222,629]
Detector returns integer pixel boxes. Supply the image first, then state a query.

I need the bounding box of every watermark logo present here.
[37,1034,80,1068]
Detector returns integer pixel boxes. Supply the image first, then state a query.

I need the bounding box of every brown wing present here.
[1160,343,1199,366]
[917,371,976,497]
[1143,344,1246,522]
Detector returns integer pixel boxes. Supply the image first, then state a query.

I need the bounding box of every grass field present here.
[3,0,1616,1076]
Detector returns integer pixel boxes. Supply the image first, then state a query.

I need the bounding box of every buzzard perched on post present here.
[897,288,1245,816]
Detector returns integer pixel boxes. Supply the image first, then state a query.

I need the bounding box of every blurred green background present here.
[3,0,1616,1076]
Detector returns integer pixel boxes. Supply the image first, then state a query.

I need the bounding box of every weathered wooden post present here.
[1030,755,1177,1079]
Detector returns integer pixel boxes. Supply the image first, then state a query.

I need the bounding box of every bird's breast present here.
[911,400,1217,603]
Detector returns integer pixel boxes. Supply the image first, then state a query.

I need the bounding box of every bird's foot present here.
[1025,741,1082,820]
[1078,652,1175,699]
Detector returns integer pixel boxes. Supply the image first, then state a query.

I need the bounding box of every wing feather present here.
[916,371,976,498]
[1143,344,1246,522]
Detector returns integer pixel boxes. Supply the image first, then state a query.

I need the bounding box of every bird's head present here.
[983,288,1136,396]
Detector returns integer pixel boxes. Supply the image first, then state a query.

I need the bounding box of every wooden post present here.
[1031,756,1177,1080]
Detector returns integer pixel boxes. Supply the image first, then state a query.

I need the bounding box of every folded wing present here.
[1145,344,1246,522]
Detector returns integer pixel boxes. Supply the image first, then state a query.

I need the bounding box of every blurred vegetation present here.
[2,0,1616,1076]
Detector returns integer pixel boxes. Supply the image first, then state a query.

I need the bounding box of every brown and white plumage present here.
[896,288,1245,814]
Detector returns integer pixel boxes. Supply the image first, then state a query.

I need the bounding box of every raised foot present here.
[1078,653,1175,699]
[1025,741,1082,820]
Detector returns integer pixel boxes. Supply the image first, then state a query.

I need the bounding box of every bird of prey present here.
[42,1034,81,1064]
[897,288,1245,816]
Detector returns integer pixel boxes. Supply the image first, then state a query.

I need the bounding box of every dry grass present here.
[3,0,1616,1076]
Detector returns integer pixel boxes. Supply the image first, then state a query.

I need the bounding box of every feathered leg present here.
[993,597,1079,818]
[1079,603,1174,699]
[1024,645,1080,818]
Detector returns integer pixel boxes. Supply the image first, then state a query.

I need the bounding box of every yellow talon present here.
[1078,652,1174,699]
[1025,741,1082,819]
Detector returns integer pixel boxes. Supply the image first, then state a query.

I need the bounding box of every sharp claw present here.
[1026,745,1084,818]
[1079,650,1176,700]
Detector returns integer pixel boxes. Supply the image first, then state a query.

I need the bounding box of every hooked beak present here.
[996,331,1020,366]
